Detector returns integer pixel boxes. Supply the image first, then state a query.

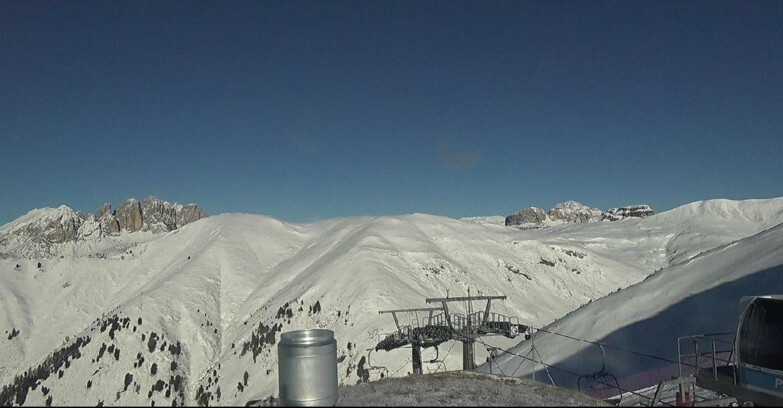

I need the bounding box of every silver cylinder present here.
[278,329,338,406]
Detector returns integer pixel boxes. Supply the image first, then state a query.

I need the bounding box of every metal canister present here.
[278,329,338,406]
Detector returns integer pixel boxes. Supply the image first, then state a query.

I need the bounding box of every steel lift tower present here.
[376,307,448,374]
[425,293,520,370]
[376,291,526,374]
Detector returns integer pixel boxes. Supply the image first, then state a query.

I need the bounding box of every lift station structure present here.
[375,292,527,374]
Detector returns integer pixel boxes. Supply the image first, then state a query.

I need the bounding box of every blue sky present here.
[1,1,781,224]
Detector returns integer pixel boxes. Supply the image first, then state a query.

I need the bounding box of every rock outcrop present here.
[97,203,120,235]
[505,207,547,226]
[77,215,102,240]
[40,206,82,244]
[115,199,143,232]
[96,203,111,219]
[601,205,655,221]
[177,204,208,227]
[0,197,208,257]
[547,201,603,223]
[0,206,83,257]
[505,201,654,228]
[141,197,179,233]
[140,196,208,233]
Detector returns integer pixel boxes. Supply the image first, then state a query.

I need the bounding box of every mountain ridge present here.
[1,197,782,405]
[0,197,207,258]
[478,214,783,392]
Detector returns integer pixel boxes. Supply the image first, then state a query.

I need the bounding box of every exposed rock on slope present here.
[505,201,604,227]
[547,201,603,223]
[97,204,121,235]
[0,197,207,257]
[601,205,654,221]
[177,203,208,227]
[141,196,208,233]
[505,207,547,226]
[0,206,83,256]
[141,197,179,233]
[1,198,781,406]
[504,201,653,228]
[115,199,144,232]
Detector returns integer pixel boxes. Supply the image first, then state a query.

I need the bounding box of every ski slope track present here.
[0,198,782,406]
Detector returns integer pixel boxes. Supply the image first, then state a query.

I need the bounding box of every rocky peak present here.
[505,207,547,226]
[141,196,177,233]
[504,201,655,228]
[547,201,603,223]
[0,197,208,258]
[115,199,143,232]
[39,205,83,244]
[140,196,207,233]
[0,206,83,257]
[96,203,112,219]
[177,204,208,228]
[601,205,655,221]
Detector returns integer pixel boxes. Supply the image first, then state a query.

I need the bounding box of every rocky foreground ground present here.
[335,371,609,407]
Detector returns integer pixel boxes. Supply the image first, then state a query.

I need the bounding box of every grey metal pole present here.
[463,340,475,371]
[412,343,422,374]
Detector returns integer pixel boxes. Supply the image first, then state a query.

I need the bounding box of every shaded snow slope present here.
[478,219,783,391]
[0,197,781,406]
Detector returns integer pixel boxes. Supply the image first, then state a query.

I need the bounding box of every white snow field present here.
[476,199,783,404]
[0,198,782,406]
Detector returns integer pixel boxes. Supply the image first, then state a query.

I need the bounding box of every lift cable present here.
[531,327,682,366]
[390,357,413,377]
[466,335,666,406]
[510,345,535,377]
[432,339,459,374]
[477,333,506,377]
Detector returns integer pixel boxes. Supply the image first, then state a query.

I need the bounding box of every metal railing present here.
[677,333,736,382]
[426,311,519,335]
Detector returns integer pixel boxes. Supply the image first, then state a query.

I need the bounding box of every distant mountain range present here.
[501,201,655,228]
[1,197,782,406]
[481,198,783,397]
[0,197,206,258]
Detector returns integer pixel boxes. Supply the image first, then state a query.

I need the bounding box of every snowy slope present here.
[478,207,783,392]
[1,198,782,406]
[458,215,506,226]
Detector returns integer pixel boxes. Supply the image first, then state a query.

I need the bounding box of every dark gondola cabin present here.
[735,296,783,399]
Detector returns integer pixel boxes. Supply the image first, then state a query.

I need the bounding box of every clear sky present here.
[1,1,781,225]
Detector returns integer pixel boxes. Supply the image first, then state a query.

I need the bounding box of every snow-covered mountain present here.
[0,197,207,258]
[477,198,783,394]
[1,197,782,406]
[502,201,653,228]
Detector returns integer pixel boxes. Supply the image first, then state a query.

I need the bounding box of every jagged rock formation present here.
[505,207,546,226]
[547,201,603,223]
[41,209,81,244]
[0,197,207,257]
[0,206,83,256]
[96,203,120,235]
[140,196,207,233]
[77,215,102,241]
[141,197,179,233]
[601,205,655,221]
[505,201,654,228]
[96,203,112,219]
[177,204,208,227]
[115,199,144,232]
